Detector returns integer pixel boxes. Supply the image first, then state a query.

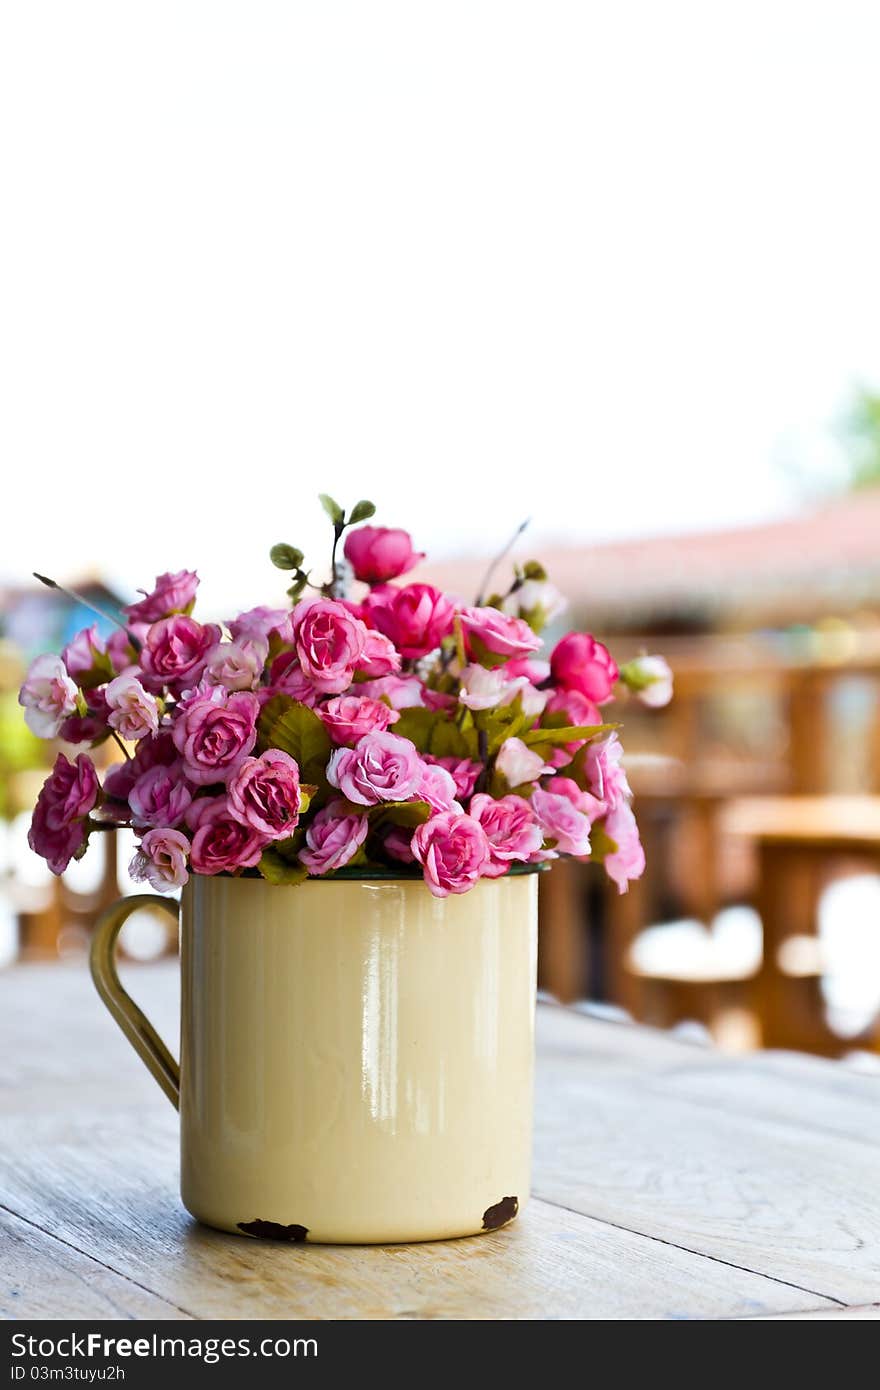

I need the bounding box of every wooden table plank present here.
[1,962,878,1320]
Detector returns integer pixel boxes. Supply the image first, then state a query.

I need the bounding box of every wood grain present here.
[1,961,878,1320]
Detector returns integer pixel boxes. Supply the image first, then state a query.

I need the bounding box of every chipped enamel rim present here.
[231,860,551,883]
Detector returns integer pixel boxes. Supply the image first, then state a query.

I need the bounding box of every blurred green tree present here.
[840,387,880,488]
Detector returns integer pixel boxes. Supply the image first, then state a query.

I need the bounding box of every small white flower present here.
[18,654,78,737]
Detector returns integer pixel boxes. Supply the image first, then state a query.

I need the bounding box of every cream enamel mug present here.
[90,869,539,1244]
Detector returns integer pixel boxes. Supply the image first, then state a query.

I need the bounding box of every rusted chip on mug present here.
[237,1219,309,1241]
[481,1196,518,1231]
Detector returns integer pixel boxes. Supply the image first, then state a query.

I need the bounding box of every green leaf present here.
[522,722,616,748]
[286,573,308,601]
[586,821,618,862]
[348,499,376,525]
[368,799,432,830]
[257,695,332,789]
[258,849,309,885]
[522,560,548,581]
[318,493,345,526]
[393,707,479,759]
[270,543,304,570]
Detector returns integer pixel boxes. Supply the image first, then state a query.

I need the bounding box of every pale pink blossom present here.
[619,654,673,709]
[423,755,482,801]
[204,638,268,691]
[581,734,631,818]
[458,664,528,711]
[356,674,425,709]
[358,628,402,678]
[344,526,425,584]
[171,690,260,786]
[550,633,618,705]
[318,694,399,746]
[227,750,301,839]
[105,674,160,741]
[601,802,645,893]
[411,811,491,897]
[124,570,199,624]
[61,625,109,687]
[530,786,591,858]
[501,580,567,630]
[299,800,368,873]
[129,827,190,891]
[106,625,147,674]
[327,731,424,806]
[495,737,547,786]
[129,763,192,828]
[418,761,461,813]
[469,792,544,876]
[19,654,79,737]
[228,606,291,644]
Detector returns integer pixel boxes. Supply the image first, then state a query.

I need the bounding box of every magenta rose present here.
[227,750,301,839]
[299,800,368,874]
[130,827,191,891]
[171,690,259,785]
[19,654,79,738]
[411,811,491,898]
[103,730,176,802]
[469,793,544,877]
[188,797,267,874]
[423,755,482,801]
[129,764,193,829]
[362,584,455,660]
[265,652,320,707]
[327,731,425,806]
[544,685,602,727]
[601,802,645,893]
[343,526,424,584]
[140,616,221,694]
[550,633,618,705]
[382,824,416,864]
[530,786,591,858]
[124,570,199,624]
[106,624,148,675]
[28,753,99,875]
[319,695,399,746]
[290,598,368,694]
[458,606,543,664]
[58,685,112,747]
[228,606,291,644]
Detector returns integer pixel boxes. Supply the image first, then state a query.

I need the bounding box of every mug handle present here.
[89,894,181,1110]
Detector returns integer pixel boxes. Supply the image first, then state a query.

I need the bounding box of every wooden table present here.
[2,961,879,1321]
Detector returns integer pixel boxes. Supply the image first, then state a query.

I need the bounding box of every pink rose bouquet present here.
[22,494,670,896]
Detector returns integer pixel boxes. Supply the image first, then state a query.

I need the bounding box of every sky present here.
[2,2,879,617]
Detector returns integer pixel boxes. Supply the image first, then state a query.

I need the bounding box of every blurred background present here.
[2,1,880,1058]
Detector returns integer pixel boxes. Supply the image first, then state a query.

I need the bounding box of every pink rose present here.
[469,792,544,877]
[19,654,79,737]
[411,811,491,898]
[124,570,199,624]
[61,625,110,689]
[130,827,191,892]
[299,800,368,874]
[105,673,160,741]
[58,686,111,747]
[228,606,291,644]
[544,686,602,726]
[530,785,591,858]
[505,657,551,683]
[291,598,368,694]
[548,777,593,814]
[189,797,267,874]
[343,526,424,584]
[265,652,320,706]
[418,761,461,813]
[458,664,528,712]
[358,628,402,678]
[103,731,177,801]
[424,755,482,801]
[459,606,543,663]
[327,730,424,806]
[495,736,547,787]
[580,734,631,819]
[28,753,99,875]
[106,624,148,674]
[171,690,259,785]
[204,638,268,691]
[382,824,416,864]
[319,694,400,746]
[356,674,425,709]
[227,750,301,839]
[362,584,455,660]
[129,764,193,828]
[550,633,618,705]
[601,802,646,893]
[140,616,221,694]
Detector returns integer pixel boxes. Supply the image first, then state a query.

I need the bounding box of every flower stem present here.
[475,519,530,605]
